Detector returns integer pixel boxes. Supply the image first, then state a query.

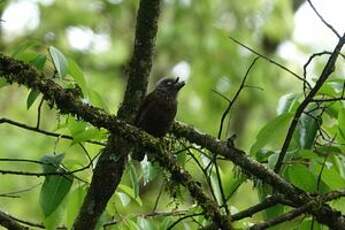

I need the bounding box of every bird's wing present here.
[135,92,156,126]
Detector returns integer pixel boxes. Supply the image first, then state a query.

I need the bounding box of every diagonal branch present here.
[0,210,29,230]
[306,0,341,39]
[249,202,312,230]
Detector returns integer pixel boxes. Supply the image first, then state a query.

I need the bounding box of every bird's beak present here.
[175,77,185,90]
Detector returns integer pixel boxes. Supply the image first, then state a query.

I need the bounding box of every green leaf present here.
[40,153,65,173]
[276,93,298,115]
[141,160,159,185]
[68,59,87,97]
[338,108,345,141]
[223,171,245,199]
[49,46,68,78]
[26,89,40,110]
[250,112,293,155]
[255,149,275,163]
[137,217,155,230]
[117,184,143,206]
[117,192,131,207]
[42,207,63,230]
[311,160,345,190]
[30,54,47,70]
[284,164,316,192]
[39,172,73,217]
[72,127,106,143]
[128,161,139,198]
[160,217,174,230]
[39,153,73,217]
[11,40,40,58]
[0,78,8,88]
[66,186,86,229]
[299,113,319,149]
[67,119,87,137]
[299,218,322,230]
[87,89,109,112]
[257,184,285,221]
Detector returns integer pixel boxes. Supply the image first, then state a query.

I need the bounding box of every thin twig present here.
[211,89,231,102]
[180,142,218,203]
[0,117,105,146]
[249,202,312,230]
[0,210,29,230]
[0,183,41,198]
[167,212,204,230]
[217,57,260,139]
[229,36,311,88]
[307,0,341,38]
[36,97,44,128]
[152,181,164,212]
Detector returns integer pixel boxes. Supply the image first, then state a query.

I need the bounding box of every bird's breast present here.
[137,96,177,137]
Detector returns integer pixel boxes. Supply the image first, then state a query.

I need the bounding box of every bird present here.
[133,77,185,161]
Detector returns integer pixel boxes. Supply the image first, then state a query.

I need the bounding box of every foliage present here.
[0,0,344,229]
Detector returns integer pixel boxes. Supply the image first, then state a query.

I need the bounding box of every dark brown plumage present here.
[133,77,185,161]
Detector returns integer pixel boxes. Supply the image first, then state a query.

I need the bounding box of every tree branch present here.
[73,0,162,229]
[0,210,29,230]
[249,202,312,230]
[171,121,345,229]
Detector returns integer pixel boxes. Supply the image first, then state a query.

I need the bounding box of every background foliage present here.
[0,0,344,229]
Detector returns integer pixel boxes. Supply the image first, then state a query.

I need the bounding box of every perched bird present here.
[133,77,185,161]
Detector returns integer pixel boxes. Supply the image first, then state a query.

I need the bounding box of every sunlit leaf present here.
[338,108,345,141]
[284,164,316,192]
[39,153,73,217]
[276,93,298,115]
[257,184,285,221]
[68,59,88,97]
[11,40,40,58]
[117,192,131,207]
[40,153,65,173]
[118,184,143,206]
[40,172,73,217]
[26,89,40,110]
[299,113,319,149]
[141,160,159,185]
[137,217,155,230]
[49,46,68,78]
[0,78,8,88]
[30,54,47,70]
[250,112,293,155]
[66,186,86,229]
[128,160,139,198]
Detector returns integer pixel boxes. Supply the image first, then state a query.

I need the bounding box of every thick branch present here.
[73,0,162,229]
[118,0,161,121]
[171,122,345,229]
[0,210,28,230]
[231,195,282,221]
[250,203,312,230]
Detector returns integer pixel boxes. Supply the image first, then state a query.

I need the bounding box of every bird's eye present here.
[166,81,172,86]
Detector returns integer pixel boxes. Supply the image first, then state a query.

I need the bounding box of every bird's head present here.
[154,77,185,97]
